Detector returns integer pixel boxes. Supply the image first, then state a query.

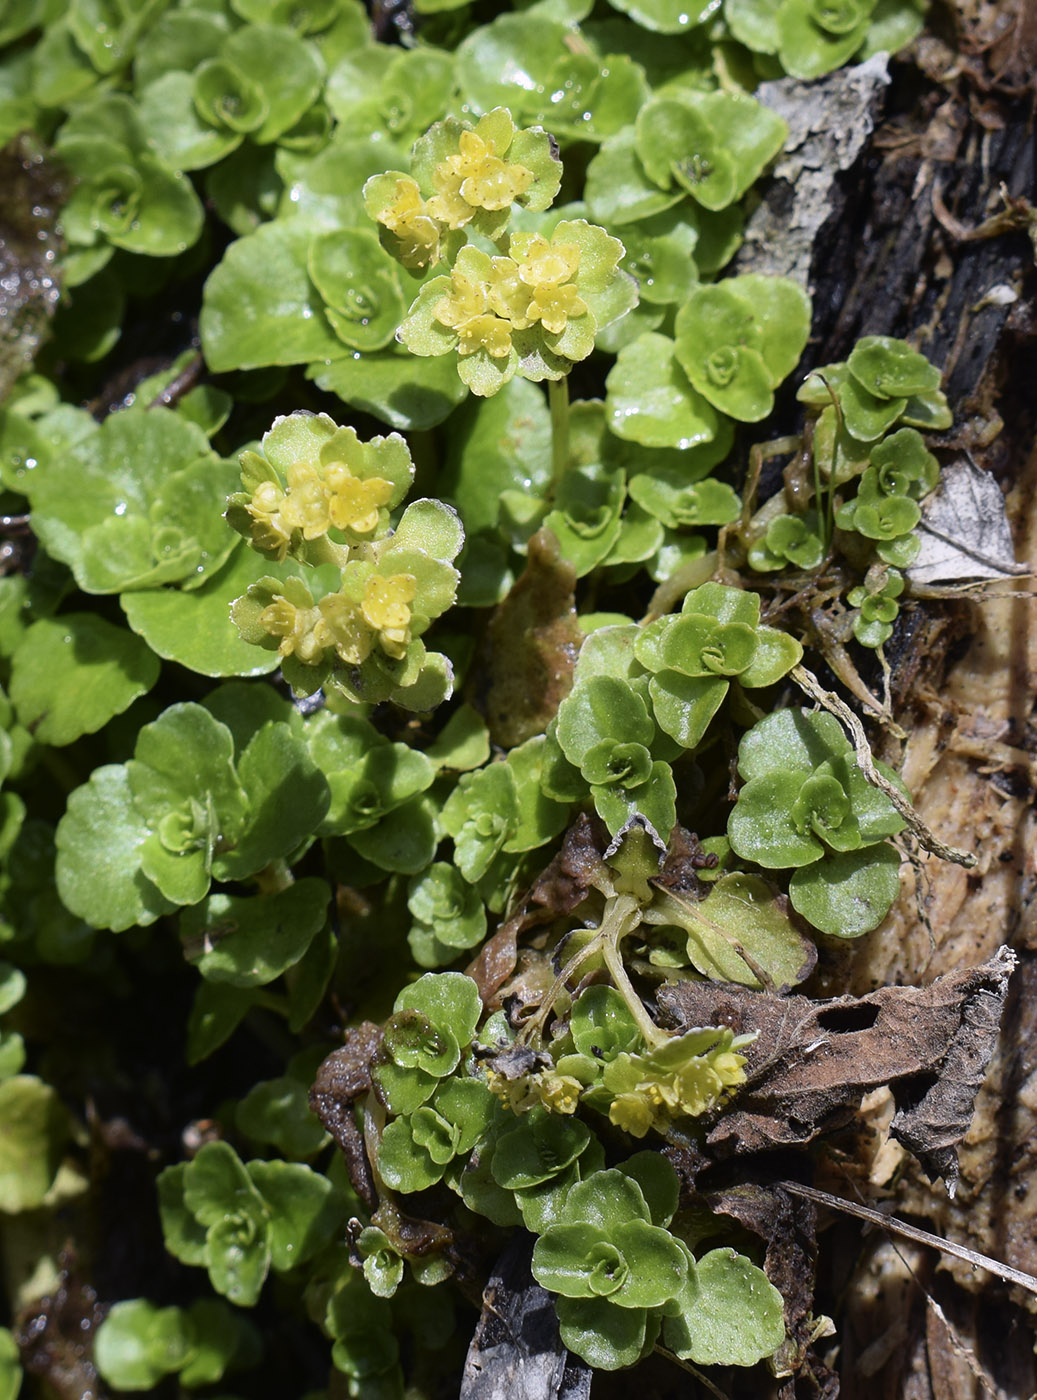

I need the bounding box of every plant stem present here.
[600,894,668,1049]
[548,376,570,493]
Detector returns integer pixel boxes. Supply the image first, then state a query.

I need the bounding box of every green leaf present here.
[308,229,406,352]
[606,0,716,30]
[0,1074,69,1211]
[658,873,817,989]
[55,764,177,932]
[157,1164,210,1266]
[9,613,159,746]
[789,843,902,936]
[94,1301,191,1391]
[556,674,654,766]
[737,708,849,780]
[181,880,330,987]
[26,406,227,594]
[220,23,325,144]
[606,332,720,449]
[649,670,728,750]
[217,722,328,879]
[186,980,257,1065]
[120,545,287,679]
[248,1158,343,1270]
[664,1246,786,1365]
[0,1328,22,1400]
[184,1140,268,1226]
[308,345,467,432]
[555,1294,652,1370]
[206,1212,272,1306]
[847,334,941,400]
[201,221,344,372]
[238,1076,329,1158]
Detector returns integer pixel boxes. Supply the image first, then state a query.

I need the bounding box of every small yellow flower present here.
[512,233,580,286]
[377,176,441,269]
[435,271,514,359]
[528,282,587,336]
[281,460,332,540]
[246,480,293,560]
[362,573,417,659]
[487,1070,539,1114]
[536,1073,584,1115]
[314,592,375,666]
[434,269,489,328]
[427,130,533,229]
[508,234,586,335]
[608,1093,656,1139]
[259,594,324,664]
[326,469,394,536]
[487,256,533,327]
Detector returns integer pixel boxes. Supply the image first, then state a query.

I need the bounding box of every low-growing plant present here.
[0,0,970,1394]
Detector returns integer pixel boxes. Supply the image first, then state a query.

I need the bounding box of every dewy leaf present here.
[55,764,178,932]
[120,545,285,679]
[908,458,1025,585]
[246,1159,342,1271]
[26,406,225,594]
[181,880,330,987]
[605,332,721,450]
[201,220,345,371]
[9,613,160,746]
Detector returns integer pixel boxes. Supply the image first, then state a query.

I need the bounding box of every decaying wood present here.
[461,1237,592,1400]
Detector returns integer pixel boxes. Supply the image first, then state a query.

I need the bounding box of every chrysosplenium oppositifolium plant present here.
[0,0,953,1390]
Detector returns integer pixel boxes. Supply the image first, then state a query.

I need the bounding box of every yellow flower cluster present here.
[604,1033,751,1139]
[246,459,394,557]
[488,1066,584,1116]
[259,572,419,668]
[427,130,533,228]
[372,132,533,271]
[434,234,588,359]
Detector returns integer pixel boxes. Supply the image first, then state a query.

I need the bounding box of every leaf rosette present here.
[634,583,803,750]
[674,275,811,422]
[728,708,906,935]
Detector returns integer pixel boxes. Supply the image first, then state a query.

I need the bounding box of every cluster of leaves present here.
[0,0,940,1394]
[354,838,789,1374]
[743,337,947,653]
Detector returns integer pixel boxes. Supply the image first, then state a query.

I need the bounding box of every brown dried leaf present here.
[310,1022,383,1208]
[658,947,1016,1187]
[480,527,583,750]
[466,814,607,1008]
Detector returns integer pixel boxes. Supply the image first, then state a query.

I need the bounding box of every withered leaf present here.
[310,1022,383,1208]
[909,459,1026,584]
[466,814,607,1008]
[462,1236,592,1400]
[658,946,1016,1187]
[480,527,583,750]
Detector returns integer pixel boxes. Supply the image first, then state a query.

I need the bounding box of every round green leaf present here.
[181,880,330,987]
[605,332,720,449]
[789,843,902,936]
[9,613,159,746]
